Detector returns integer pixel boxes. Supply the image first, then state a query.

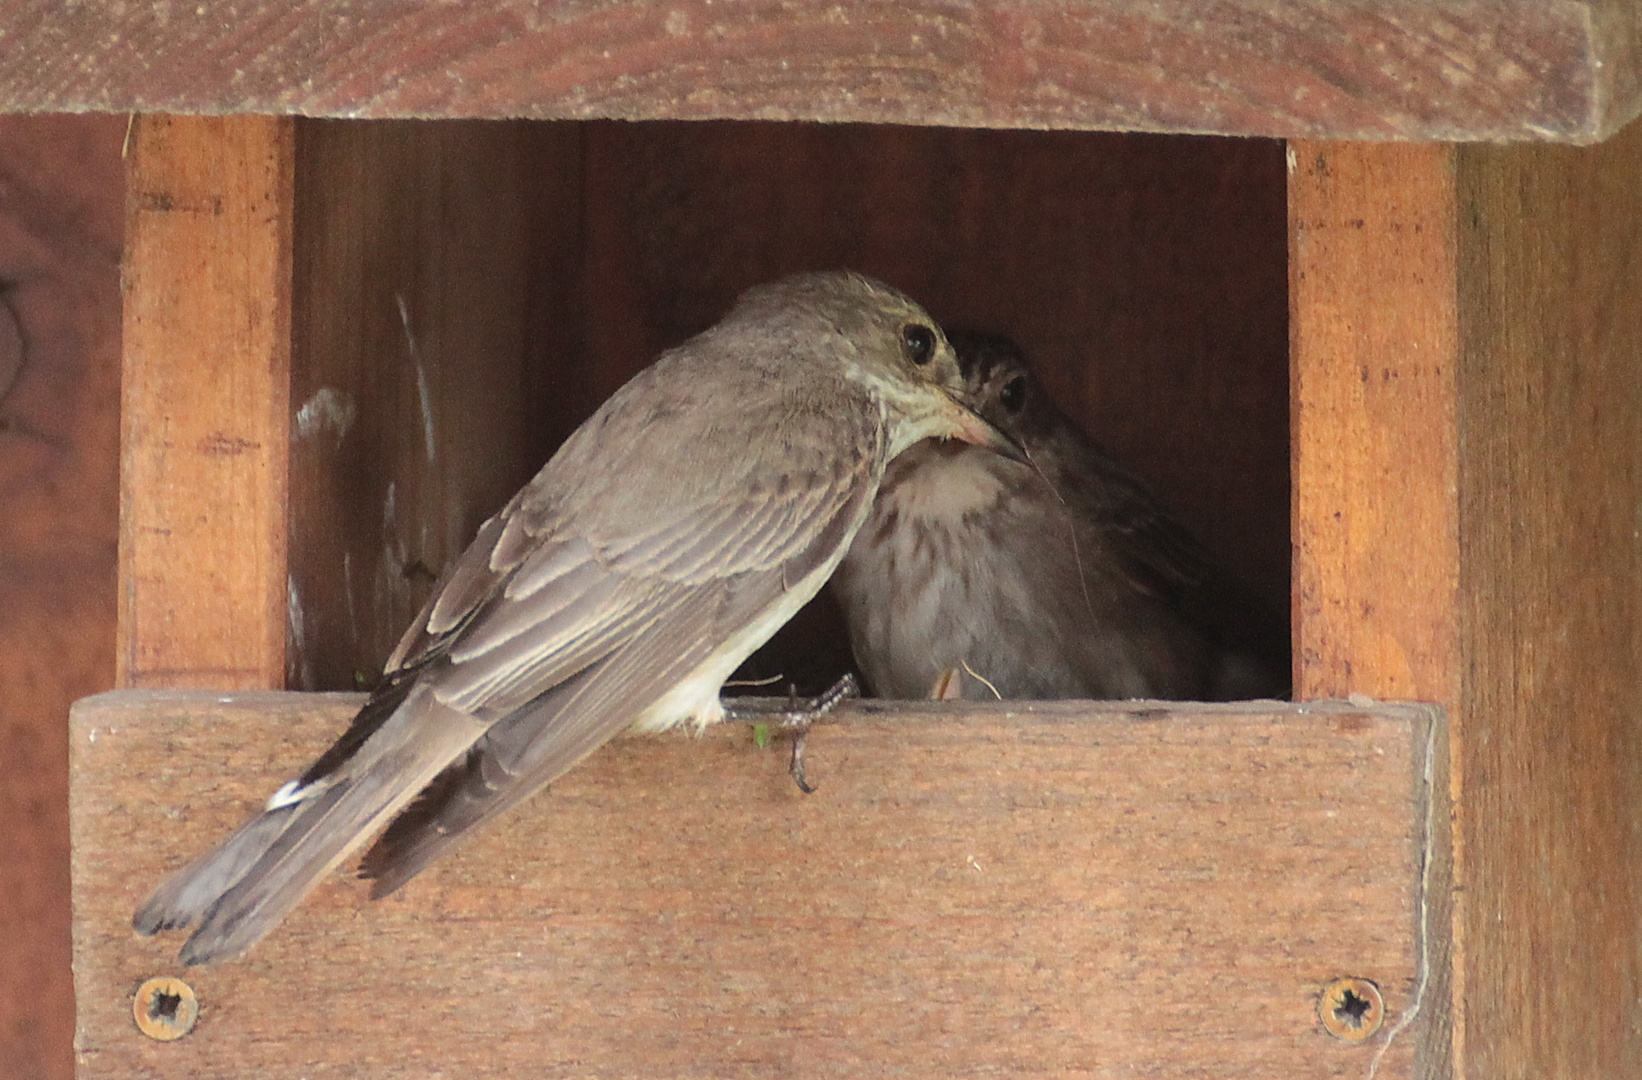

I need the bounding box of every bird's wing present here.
[136,383,882,963]
[1053,435,1217,610]
[359,440,881,894]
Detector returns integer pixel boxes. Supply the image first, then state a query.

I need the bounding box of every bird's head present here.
[946,329,1056,449]
[732,272,1024,464]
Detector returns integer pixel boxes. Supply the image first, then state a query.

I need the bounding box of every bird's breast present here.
[873,441,1014,526]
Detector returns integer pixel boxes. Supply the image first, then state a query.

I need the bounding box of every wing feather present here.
[360,448,880,895]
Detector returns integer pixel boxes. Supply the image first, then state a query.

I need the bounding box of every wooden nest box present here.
[28,1,1642,1076]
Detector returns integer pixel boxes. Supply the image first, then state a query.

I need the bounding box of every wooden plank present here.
[117,115,293,691]
[1289,141,1459,1079]
[0,112,126,1080]
[0,0,1635,142]
[1450,125,1642,1078]
[286,119,581,691]
[1290,143,1461,707]
[1290,127,1642,1075]
[71,692,1439,1078]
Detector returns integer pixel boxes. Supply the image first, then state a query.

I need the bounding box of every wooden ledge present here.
[71,691,1443,1077]
[6,0,1640,142]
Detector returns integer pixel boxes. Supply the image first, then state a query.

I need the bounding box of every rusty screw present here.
[133,976,198,1041]
[1318,977,1384,1042]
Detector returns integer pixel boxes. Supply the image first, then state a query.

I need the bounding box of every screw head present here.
[133,976,198,1041]
[1318,977,1384,1041]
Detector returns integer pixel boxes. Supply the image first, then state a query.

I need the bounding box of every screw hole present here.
[1318,977,1384,1042]
[133,976,199,1041]
[1334,987,1372,1027]
[148,990,182,1022]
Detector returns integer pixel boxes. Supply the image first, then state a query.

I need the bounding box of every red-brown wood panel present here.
[287,119,582,691]
[0,0,1636,141]
[117,115,293,690]
[0,112,125,1080]
[1291,125,1642,1076]
[74,693,1437,1079]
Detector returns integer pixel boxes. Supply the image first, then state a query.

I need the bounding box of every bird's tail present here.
[133,687,487,965]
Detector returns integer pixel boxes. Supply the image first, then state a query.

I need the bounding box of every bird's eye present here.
[999,375,1027,413]
[902,324,935,366]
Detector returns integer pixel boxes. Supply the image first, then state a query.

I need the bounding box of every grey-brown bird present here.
[134,272,1020,964]
[831,331,1287,702]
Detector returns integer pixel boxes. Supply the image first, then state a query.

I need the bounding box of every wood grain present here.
[1452,123,1642,1078]
[1291,128,1642,1075]
[0,0,1635,141]
[1290,143,1461,707]
[71,692,1438,1078]
[117,115,293,691]
[1289,141,1460,1079]
[0,112,126,1080]
[286,119,581,691]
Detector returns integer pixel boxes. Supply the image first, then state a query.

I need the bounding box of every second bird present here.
[832,331,1287,702]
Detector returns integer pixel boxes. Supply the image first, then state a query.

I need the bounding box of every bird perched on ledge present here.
[134,271,1021,965]
[832,330,1287,703]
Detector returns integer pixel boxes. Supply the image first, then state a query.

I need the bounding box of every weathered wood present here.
[286,119,581,691]
[1289,142,1459,1079]
[1290,143,1461,706]
[1290,124,1642,1075]
[72,692,1440,1077]
[0,112,126,1080]
[117,115,293,690]
[1,0,1637,142]
[1451,127,1642,1078]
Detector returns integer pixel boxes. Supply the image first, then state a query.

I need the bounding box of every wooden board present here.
[286,119,582,691]
[1,0,1637,142]
[0,112,127,1080]
[117,115,293,691]
[71,692,1441,1077]
[1290,124,1642,1075]
[1289,140,1459,1079]
[1450,127,1642,1078]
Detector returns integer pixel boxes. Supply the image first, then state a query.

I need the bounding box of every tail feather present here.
[133,687,488,964]
[132,803,305,935]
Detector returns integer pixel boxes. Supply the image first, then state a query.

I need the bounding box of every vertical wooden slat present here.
[117,114,293,690]
[1293,128,1642,1076]
[1290,143,1462,706]
[286,119,582,691]
[1289,141,1460,1080]
[1453,130,1642,1079]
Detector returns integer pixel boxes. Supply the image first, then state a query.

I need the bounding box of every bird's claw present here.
[723,673,859,793]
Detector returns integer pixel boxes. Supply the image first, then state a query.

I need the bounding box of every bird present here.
[831,330,1288,703]
[133,271,1022,965]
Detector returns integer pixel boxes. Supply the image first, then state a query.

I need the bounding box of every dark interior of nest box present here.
[284,119,1290,697]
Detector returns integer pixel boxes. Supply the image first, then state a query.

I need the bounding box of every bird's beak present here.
[947,394,1029,464]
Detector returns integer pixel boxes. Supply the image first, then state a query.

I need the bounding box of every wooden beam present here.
[71,692,1440,1078]
[117,115,293,690]
[1,0,1636,142]
[1290,139,1460,1079]
[1290,143,1462,707]
[1452,128,1642,1079]
[1290,124,1642,1075]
